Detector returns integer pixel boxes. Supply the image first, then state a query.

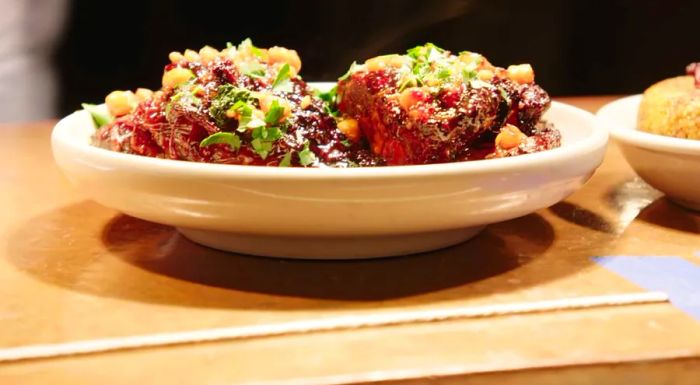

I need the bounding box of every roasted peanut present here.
[268,46,302,73]
[199,46,219,64]
[337,118,360,141]
[458,51,483,65]
[183,49,200,62]
[506,64,535,84]
[162,67,195,88]
[135,88,153,102]
[477,69,494,81]
[105,90,137,116]
[168,51,184,63]
[300,95,312,109]
[495,124,527,149]
[365,54,411,72]
[398,87,428,110]
[259,94,292,120]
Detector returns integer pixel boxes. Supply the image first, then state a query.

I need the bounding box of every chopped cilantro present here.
[316,86,336,103]
[253,125,282,141]
[165,81,203,119]
[81,103,113,127]
[298,140,316,166]
[398,74,418,92]
[249,122,284,159]
[410,61,430,86]
[427,46,445,62]
[251,125,268,140]
[278,151,293,167]
[250,47,264,58]
[272,63,291,90]
[229,99,252,115]
[338,61,358,81]
[406,45,424,60]
[315,86,339,117]
[462,69,478,82]
[498,86,511,103]
[250,138,273,159]
[436,67,452,80]
[209,84,252,127]
[238,38,265,58]
[469,79,491,89]
[239,61,266,78]
[264,99,285,124]
[199,132,241,151]
[458,52,484,66]
[340,139,352,147]
[252,125,265,139]
[403,43,463,88]
[266,126,283,140]
[406,43,445,61]
[244,117,266,130]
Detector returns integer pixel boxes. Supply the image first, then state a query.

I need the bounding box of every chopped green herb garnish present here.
[407,43,445,61]
[250,46,264,58]
[81,103,113,127]
[250,138,273,159]
[298,140,316,166]
[251,125,264,139]
[498,86,511,103]
[245,117,266,130]
[338,61,357,81]
[436,67,452,80]
[458,52,484,66]
[406,46,423,60]
[239,61,266,78]
[209,84,252,127]
[410,61,430,87]
[397,74,418,92]
[264,99,285,124]
[165,80,203,119]
[238,38,265,58]
[266,126,283,140]
[316,86,336,103]
[272,63,292,90]
[278,151,293,167]
[462,69,478,82]
[340,139,352,147]
[199,132,241,151]
[469,79,491,89]
[229,99,252,115]
[248,122,284,159]
[401,43,461,88]
[315,86,339,117]
[251,125,282,141]
[427,46,444,62]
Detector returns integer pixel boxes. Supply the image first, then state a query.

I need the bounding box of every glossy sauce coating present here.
[93,42,559,167]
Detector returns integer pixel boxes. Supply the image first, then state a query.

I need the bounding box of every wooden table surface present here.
[1,96,700,384]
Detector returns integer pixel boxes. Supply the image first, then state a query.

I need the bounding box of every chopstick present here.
[0,291,668,363]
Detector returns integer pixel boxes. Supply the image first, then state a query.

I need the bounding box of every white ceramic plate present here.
[597,95,700,210]
[52,83,608,259]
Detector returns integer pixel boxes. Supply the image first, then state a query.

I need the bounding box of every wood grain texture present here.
[1,97,700,384]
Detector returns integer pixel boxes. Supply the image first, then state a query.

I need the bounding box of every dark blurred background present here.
[1,0,697,121]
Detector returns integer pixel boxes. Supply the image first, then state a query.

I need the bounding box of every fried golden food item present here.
[638,63,700,139]
[336,43,558,165]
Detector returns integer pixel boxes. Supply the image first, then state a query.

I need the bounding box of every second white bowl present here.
[598,95,700,211]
